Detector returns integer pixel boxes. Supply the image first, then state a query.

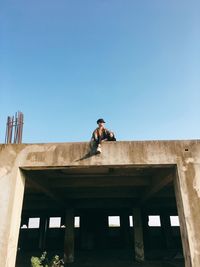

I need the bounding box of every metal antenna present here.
[5,111,24,144]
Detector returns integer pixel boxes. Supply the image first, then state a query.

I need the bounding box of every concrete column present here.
[174,161,200,267]
[94,212,108,249]
[80,213,94,250]
[133,208,144,262]
[64,209,74,263]
[142,214,149,250]
[160,213,174,249]
[120,213,130,248]
[0,168,25,267]
[80,214,87,249]
[39,216,48,250]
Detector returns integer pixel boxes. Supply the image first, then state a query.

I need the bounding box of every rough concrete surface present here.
[0,140,200,267]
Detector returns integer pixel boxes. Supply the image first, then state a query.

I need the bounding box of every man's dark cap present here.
[97,118,105,124]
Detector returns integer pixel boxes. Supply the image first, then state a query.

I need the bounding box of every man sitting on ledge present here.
[91,118,116,154]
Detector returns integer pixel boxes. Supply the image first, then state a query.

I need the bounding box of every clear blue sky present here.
[0,0,199,143]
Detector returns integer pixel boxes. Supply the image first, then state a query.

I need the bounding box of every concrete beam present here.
[140,172,173,204]
[24,171,151,188]
[48,176,150,188]
[26,176,65,207]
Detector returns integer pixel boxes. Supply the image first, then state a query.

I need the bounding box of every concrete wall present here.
[0,140,200,267]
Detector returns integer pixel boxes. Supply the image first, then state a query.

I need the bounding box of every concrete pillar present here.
[160,213,174,249]
[39,216,48,250]
[133,208,144,262]
[80,214,87,249]
[94,213,108,249]
[142,214,149,251]
[64,209,74,263]
[80,213,94,250]
[174,161,200,267]
[120,213,130,248]
[0,168,25,267]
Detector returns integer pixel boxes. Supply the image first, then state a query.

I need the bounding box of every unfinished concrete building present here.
[0,140,200,267]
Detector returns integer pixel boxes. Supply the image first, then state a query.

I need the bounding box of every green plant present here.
[31,252,64,267]
[50,255,64,267]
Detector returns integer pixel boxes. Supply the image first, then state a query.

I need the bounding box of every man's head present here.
[97,118,105,128]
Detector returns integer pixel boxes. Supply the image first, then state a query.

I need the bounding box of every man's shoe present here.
[96,144,102,154]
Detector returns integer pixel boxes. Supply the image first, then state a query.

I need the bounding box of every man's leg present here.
[90,139,101,154]
[96,140,102,154]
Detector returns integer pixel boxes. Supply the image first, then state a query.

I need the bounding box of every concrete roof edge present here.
[0,139,200,146]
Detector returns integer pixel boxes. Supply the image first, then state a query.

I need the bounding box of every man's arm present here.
[105,129,116,141]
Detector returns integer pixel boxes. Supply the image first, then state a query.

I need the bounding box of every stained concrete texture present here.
[1,140,200,267]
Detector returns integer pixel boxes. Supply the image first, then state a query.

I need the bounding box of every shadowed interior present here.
[16,165,184,267]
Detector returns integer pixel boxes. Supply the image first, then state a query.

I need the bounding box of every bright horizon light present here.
[108,216,120,227]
